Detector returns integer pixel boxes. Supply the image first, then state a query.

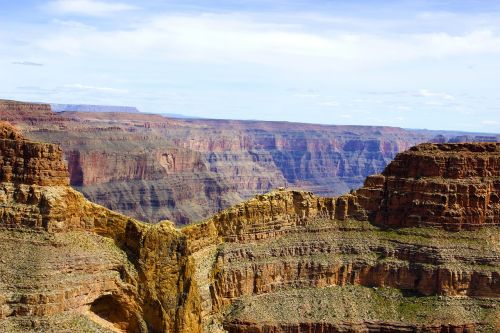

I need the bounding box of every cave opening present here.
[90,294,129,331]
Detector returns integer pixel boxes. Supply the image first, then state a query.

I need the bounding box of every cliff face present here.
[4,99,497,224]
[357,143,500,230]
[0,123,68,187]
[0,121,498,332]
[183,142,500,333]
[0,100,61,123]
[0,122,202,332]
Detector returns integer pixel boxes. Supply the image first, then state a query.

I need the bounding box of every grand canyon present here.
[1,99,497,225]
[3,0,500,331]
[0,105,498,332]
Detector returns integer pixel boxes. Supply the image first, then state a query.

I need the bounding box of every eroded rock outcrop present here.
[0,122,68,187]
[0,123,202,332]
[183,142,500,333]
[5,99,498,224]
[0,100,57,123]
[356,143,500,230]
[0,120,498,332]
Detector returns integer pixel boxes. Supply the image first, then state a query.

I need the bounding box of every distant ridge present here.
[51,103,140,113]
[50,103,202,119]
[160,112,205,119]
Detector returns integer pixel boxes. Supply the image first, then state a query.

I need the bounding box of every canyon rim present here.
[2,0,500,332]
[0,118,498,332]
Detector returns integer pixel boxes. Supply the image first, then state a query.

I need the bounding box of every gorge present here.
[0,120,498,332]
[1,99,498,225]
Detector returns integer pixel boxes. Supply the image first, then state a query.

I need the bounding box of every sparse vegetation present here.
[227,285,499,332]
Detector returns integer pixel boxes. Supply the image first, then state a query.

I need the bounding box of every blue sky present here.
[2,0,500,132]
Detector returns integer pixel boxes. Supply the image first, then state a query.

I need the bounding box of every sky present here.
[1,0,500,132]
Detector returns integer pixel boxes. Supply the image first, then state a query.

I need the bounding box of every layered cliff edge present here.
[184,142,500,332]
[3,99,498,225]
[0,121,499,332]
[0,121,203,332]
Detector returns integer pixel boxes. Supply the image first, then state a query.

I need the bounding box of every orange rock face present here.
[0,122,68,186]
[0,123,202,332]
[0,121,23,140]
[0,120,498,333]
[5,99,498,225]
[356,143,500,230]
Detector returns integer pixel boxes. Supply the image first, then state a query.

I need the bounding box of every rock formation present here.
[51,104,140,113]
[0,111,499,332]
[182,141,500,332]
[0,122,202,332]
[3,99,498,224]
[0,123,68,187]
[357,143,500,230]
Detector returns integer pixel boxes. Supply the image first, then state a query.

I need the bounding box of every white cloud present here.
[415,30,500,58]
[481,120,500,125]
[47,0,138,17]
[292,90,320,99]
[52,19,95,30]
[319,100,340,107]
[34,13,500,72]
[418,89,455,100]
[63,83,128,94]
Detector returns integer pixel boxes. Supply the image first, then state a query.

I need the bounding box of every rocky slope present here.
[0,121,498,332]
[0,122,202,332]
[183,142,500,332]
[3,99,498,224]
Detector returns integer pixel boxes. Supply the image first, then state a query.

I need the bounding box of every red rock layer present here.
[383,143,500,178]
[214,259,498,299]
[0,122,68,186]
[356,143,500,230]
[224,321,479,333]
[0,100,59,123]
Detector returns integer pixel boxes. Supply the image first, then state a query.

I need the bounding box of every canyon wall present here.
[0,121,498,332]
[0,122,202,332]
[183,141,500,333]
[3,99,498,224]
[356,143,500,230]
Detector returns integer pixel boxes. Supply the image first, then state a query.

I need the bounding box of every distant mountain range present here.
[51,103,202,119]
[1,98,498,225]
[51,103,141,113]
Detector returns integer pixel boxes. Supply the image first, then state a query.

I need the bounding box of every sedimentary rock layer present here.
[223,285,498,333]
[0,121,499,332]
[0,121,68,186]
[3,99,498,224]
[0,122,202,332]
[357,143,500,230]
[183,141,500,332]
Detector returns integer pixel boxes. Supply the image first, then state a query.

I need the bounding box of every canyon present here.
[0,120,498,332]
[2,99,498,225]
[0,121,201,332]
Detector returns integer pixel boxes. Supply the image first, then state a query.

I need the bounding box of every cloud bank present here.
[1,0,499,132]
[46,0,138,17]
